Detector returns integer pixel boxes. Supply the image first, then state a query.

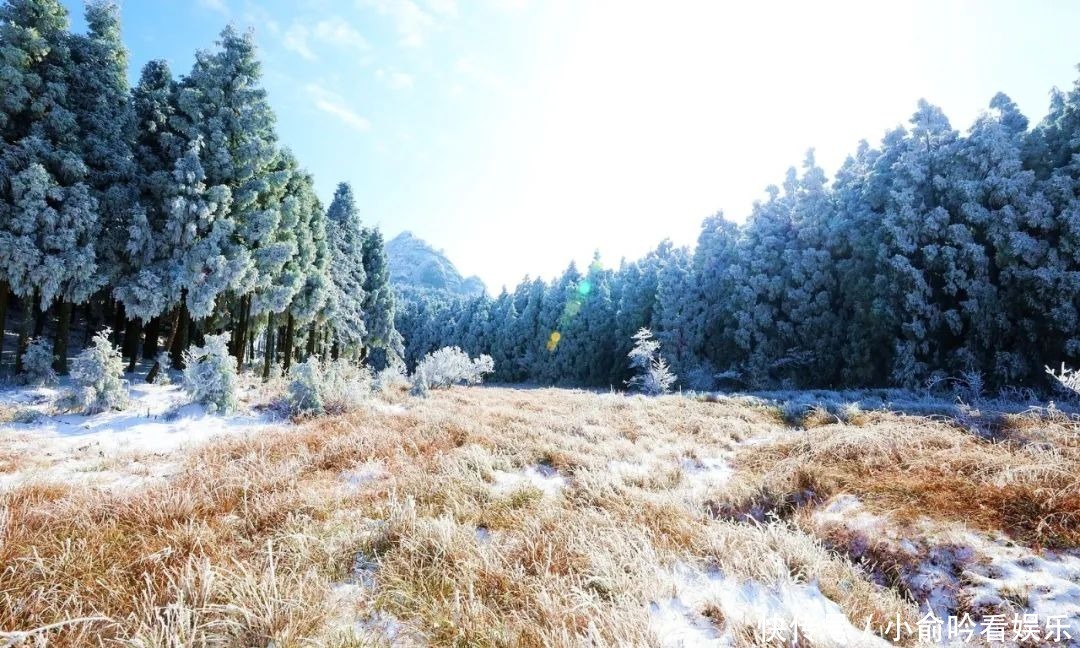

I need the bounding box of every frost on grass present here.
[811,494,1080,636]
[0,380,273,489]
[490,463,567,497]
[678,456,733,494]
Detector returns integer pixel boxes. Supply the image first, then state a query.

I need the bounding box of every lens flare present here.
[546,330,561,351]
[577,280,593,297]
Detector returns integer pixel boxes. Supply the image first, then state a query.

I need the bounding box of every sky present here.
[62,0,1080,293]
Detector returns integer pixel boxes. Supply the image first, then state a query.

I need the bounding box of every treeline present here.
[0,0,401,380]
[398,76,1080,390]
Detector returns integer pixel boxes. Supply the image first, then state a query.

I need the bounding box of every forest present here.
[3,0,1080,394]
[397,87,1080,391]
[0,0,402,382]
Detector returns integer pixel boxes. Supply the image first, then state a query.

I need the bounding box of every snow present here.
[678,456,732,492]
[343,460,387,489]
[649,563,889,647]
[0,381,277,489]
[490,463,567,496]
[812,494,1080,641]
[329,551,416,645]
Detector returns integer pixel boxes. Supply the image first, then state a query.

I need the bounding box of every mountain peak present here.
[386,232,487,298]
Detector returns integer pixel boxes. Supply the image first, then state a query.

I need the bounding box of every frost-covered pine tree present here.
[251,151,305,379]
[114,59,182,366]
[360,227,404,368]
[173,26,283,366]
[279,168,330,372]
[626,328,676,395]
[654,246,705,388]
[61,0,133,371]
[21,338,57,386]
[182,333,238,414]
[68,328,128,414]
[0,0,103,373]
[690,212,742,385]
[325,183,367,357]
[132,139,236,384]
[1024,73,1080,373]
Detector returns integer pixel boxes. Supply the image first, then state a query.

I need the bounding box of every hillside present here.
[385,231,486,298]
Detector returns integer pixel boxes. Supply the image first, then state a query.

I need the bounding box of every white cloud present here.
[376,68,415,90]
[314,17,371,50]
[307,84,371,132]
[197,0,230,15]
[283,17,369,62]
[424,0,458,16]
[363,0,435,47]
[283,24,316,61]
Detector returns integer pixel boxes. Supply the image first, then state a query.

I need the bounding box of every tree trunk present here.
[147,304,184,384]
[15,296,33,374]
[173,305,190,369]
[109,301,125,343]
[33,299,47,337]
[0,281,9,369]
[262,311,275,380]
[282,314,295,373]
[143,316,161,359]
[233,295,251,370]
[124,317,142,373]
[306,322,317,358]
[53,300,73,375]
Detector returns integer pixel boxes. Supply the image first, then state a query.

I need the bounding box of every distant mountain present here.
[385,231,487,298]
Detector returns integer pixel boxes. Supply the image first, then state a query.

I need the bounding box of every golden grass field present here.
[1,386,1078,647]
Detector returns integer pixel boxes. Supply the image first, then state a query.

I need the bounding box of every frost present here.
[66,328,128,414]
[182,333,239,415]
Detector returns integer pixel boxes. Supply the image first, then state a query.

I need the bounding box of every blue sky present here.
[63,0,1080,292]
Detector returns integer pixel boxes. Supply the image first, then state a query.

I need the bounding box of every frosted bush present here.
[626,328,676,396]
[322,360,371,413]
[21,338,57,386]
[409,347,494,395]
[374,361,408,393]
[150,351,172,385]
[287,358,371,416]
[182,333,239,414]
[287,358,324,415]
[68,328,128,414]
[1046,363,1080,401]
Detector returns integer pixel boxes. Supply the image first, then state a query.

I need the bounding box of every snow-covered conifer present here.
[68,328,128,413]
[182,333,238,414]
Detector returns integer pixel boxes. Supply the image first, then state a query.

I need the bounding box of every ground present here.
[0,382,1078,647]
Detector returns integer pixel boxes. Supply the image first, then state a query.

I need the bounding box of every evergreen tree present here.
[325,182,367,356]
[360,227,404,368]
[0,0,101,373]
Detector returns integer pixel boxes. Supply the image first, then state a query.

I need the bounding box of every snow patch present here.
[649,563,889,647]
[343,460,386,488]
[812,494,1080,638]
[678,456,732,493]
[490,463,567,496]
[0,382,277,489]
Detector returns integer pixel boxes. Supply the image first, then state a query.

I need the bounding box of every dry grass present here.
[1,386,1075,646]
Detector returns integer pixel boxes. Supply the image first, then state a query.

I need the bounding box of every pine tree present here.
[174,26,283,366]
[67,0,135,372]
[325,182,367,357]
[0,0,102,374]
[360,227,403,368]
